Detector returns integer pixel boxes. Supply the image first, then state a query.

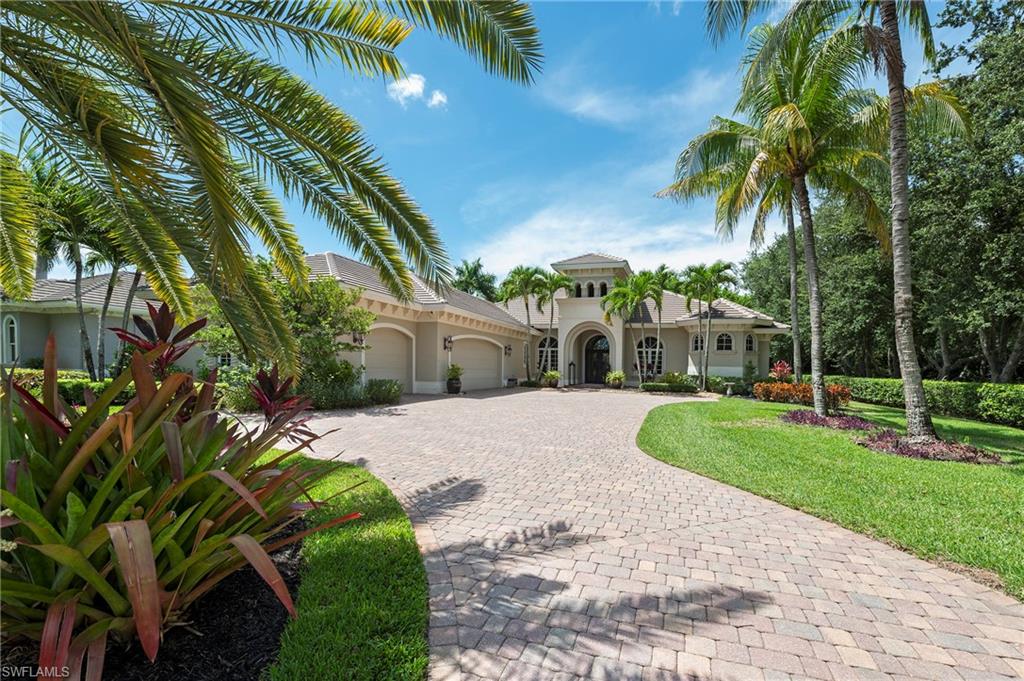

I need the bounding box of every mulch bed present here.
[856,429,1003,465]
[2,535,304,681]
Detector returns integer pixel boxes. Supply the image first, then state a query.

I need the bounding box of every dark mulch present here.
[1,535,303,681]
[857,428,1004,465]
[780,410,876,430]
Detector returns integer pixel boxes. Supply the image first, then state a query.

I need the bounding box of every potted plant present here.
[446,364,463,394]
[605,369,625,389]
[542,370,560,388]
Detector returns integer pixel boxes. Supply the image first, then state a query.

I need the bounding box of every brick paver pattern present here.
[308,389,1024,681]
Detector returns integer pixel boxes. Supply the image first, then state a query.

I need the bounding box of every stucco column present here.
[610,323,624,373]
[558,325,570,383]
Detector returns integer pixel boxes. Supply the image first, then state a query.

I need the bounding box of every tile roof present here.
[3,272,153,312]
[500,292,567,328]
[551,252,628,267]
[311,253,527,329]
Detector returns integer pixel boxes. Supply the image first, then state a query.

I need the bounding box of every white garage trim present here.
[450,334,505,389]
[363,322,415,391]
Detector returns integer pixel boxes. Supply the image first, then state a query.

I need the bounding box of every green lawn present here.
[637,398,1024,600]
[269,460,428,680]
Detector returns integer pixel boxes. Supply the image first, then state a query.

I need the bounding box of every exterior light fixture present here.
[504,344,512,357]
[443,335,453,351]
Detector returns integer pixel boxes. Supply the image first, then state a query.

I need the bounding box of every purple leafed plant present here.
[111,301,206,378]
[780,410,875,431]
[857,429,1003,465]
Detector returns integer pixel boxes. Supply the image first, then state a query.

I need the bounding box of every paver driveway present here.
[307,389,1024,681]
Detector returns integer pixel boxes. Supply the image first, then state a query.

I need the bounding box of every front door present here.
[584,335,610,383]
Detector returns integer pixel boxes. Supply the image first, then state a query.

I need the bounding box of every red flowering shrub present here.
[768,360,792,382]
[754,382,850,410]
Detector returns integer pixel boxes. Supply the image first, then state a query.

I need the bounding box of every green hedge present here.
[826,375,1024,427]
[640,382,697,394]
[13,369,138,406]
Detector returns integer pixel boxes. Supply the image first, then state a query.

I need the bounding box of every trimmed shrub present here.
[640,382,697,394]
[826,375,1024,427]
[365,379,403,405]
[541,370,560,388]
[754,382,850,411]
[519,379,542,388]
[605,370,626,387]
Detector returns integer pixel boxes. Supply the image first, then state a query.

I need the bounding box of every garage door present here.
[452,338,501,391]
[364,328,412,393]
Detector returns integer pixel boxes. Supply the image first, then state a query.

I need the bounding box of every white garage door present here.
[364,328,412,393]
[452,339,501,391]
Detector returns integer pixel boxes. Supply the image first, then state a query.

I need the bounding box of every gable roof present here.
[309,252,527,330]
[551,252,628,267]
[2,272,153,312]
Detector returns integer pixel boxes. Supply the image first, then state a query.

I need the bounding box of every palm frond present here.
[0,151,38,298]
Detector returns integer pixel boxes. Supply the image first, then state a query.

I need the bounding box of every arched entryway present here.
[584,335,610,383]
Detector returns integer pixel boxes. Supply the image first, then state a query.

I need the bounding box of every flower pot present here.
[446,378,461,394]
[609,381,623,389]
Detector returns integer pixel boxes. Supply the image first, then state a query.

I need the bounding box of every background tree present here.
[699,262,738,388]
[650,265,681,379]
[84,240,130,379]
[679,265,709,388]
[0,1,542,372]
[498,265,545,381]
[535,270,573,373]
[452,258,499,301]
[601,276,643,380]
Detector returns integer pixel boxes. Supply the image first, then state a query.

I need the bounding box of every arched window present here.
[537,337,558,372]
[716,333,733,351]
[599,282,608,296]
[586,282,595,298]
[2,316,17,364]
[574,283,582,298]
[745,334,756,352]
[636,336,664,376]
[692,334,704,352]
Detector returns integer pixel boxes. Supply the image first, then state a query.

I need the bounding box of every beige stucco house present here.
[2,252,788,392]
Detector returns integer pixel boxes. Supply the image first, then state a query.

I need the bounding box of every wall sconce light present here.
[352,331,365,346]
[443,335,453,351]
[504,344,512,357]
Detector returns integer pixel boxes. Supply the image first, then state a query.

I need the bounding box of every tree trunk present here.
[73,255,97,381]
[524,296,533,382]
[792,175,827,416]
[655,307,662,379]
[703,297,713,391]
[785,198,803,383]
[546,302,556,375]
[881,0,936,440]
[696,301,705,390]
[115,270,142,375]
[95,264,120,380]
[937,323,952,380]
[639,317,648,381]
[997,320,1024,383]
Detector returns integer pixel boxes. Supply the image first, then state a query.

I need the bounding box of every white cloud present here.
[538,61,733,130]
[386,74,425,107]
[427,89,448,109]
[387,74,448,110]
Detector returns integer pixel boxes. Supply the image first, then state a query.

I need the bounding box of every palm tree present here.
[601,276,643,381]
[0,150,37,299]
[84,243,129,379]
[499,265,544,381]
[704,1,967,436]
[535,270,574,373]
[668,18,891,414]
[630,271,657,380]
[453,258,499,301]
[679,265,708,388]
[700,261,739,387]
[0,1,542,373]
[650,265,681,379]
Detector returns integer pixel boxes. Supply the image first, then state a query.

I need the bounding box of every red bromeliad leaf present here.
[106,521,161,662]
[43,333,59,417]
[131,352,157,408]
[171,317,207,343]
[0,515,20,528]
[228,535,296,618]
[208,470,267,520]
[66,621,111,681]
[11,383,69,438]
[38,596,77,677]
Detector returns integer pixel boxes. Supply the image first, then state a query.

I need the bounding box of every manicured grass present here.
[636,398,1024,600]
[269,459,428,680]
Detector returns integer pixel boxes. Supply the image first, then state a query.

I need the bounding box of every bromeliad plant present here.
[0,328,359,678]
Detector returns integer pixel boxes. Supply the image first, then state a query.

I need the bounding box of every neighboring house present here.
[502,253,789,386]
[0,273,154,371]
[3,251,788,392]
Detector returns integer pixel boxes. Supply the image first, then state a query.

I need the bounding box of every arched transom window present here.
[586,282,595,298]
[537,337,558,372]
[599,282,608,296]
[716,333,733,351]
[3,316,17,364]
[636,337,664,375]
[745,334,756,352]
[691,333,704,352]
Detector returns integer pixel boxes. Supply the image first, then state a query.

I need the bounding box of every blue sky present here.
[23,1,964,280]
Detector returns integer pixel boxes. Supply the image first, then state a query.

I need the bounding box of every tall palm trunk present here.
[703,295,713,390]
[792,175,826,416]
[545,301,556,374]
[115,270,142,375]
[95,264,120,380]
[523,295,533,382]
[73,252,96,381]
[785,198,803,383]
[655,306,662,379]
[695,301,705,390]
[881,0,936,440]
[638,316,648,381]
